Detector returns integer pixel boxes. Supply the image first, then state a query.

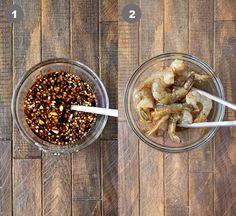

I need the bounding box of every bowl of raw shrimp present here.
[124,53,225,153]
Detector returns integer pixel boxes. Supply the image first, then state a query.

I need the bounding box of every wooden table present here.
[0,0,117,215]
[118,0,236,215]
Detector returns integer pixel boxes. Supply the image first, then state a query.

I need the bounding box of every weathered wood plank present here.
[71,0,99,72]
[13,0,41,158]
[140,142,164,216]
[215,0,236,21]
[189,172,213,216]
[189,0,214,65]
[72,141,100,199]
[100,21,118,140]
[42,0,70,58]
[140,0,164,62]
[189,0,214,215]
[165,0,189,52]
[100,0,118,22]
[118,20,139,121]
[102,140,118,216]
[164,0,189,214]
[214,21,236,216]
[71,2,101,212]
[13,159,41,216]
[42,1,72,215]
[139,1,164,215]
[118,122,139,216]
[0,141,12,216]
[0,0,12,214]
[118,1,140,215]
[72,200,101,216]
[118,0,139,121]
[165,153,189,210]
[42,155,72,216]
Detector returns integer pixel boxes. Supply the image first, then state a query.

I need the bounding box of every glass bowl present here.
[125,53,225,153]
[12,58,109,155]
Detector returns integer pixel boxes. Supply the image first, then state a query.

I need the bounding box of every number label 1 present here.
[12,10,17,19]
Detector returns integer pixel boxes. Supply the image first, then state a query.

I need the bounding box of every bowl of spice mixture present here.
[12,58,109,154]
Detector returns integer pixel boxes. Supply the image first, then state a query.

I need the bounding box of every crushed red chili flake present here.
[24,71,97,145]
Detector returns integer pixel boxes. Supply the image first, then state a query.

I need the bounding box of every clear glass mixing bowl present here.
[12,58,109,154]
[125,53,225,153]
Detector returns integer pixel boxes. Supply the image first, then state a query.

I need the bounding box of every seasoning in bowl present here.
[133,59,213,144]
[24,71,97,145]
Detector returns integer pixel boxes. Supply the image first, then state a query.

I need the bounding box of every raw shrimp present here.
[134,87,155,121]
[159,72,195,104]
[179,110,193,124]
[186,90,213,122]
[170,59,185,73]
[152,103,188,121]
[137,67,174,90]
[168,113,182,144]
[175,71,211,86]
[147,114,169,136]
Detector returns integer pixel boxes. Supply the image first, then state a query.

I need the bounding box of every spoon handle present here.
[71,105,118,117]
[179,121,236,128]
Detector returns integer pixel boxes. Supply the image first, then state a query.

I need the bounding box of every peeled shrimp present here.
[137,67,174,102]
[170,59,185,73]
[179,110,193,124]
[168,113,181,144]
[186,90,213,122]
[134,87,155,121]
[147,114,169,136]
[159,72,195,104]
[152,103,188,121]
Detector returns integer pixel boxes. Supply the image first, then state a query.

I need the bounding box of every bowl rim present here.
[124,52,225,153]
[11,58,109,154]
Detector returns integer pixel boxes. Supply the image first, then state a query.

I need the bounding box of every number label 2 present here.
[129,10,136,19]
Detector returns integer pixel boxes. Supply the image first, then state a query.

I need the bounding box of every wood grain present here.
[164,0,189,214]
[42,0,70,58]
[71,3,101,214]
[71,0,99,72]
[140,0,164,62]
[102,140,118,216]
[139,1,164,216]
[118,0,139,121]
[189,0,214,215]
[42,1,72,215]
[0,141,12,216]
[215,0,236,21]
[214,21,236,216]
[189,172,213,216]
[100,2,118,214]
[165,0,189,52]
[0,1,12,215]
[118,1,140,215]
[42,155,72,216]
[140,142,164,216]
[100,21,118,140]
[13,159,41,216]
[13,0,41,158]
[118,122,139,216]
[72,141,100,199]
[72,200,101,216]
[100,0,118,22]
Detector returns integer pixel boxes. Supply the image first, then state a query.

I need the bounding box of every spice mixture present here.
[24,71,97,145]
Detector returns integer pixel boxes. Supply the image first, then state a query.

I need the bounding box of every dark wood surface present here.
[0,0,117,215]
[118,0,236,216]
